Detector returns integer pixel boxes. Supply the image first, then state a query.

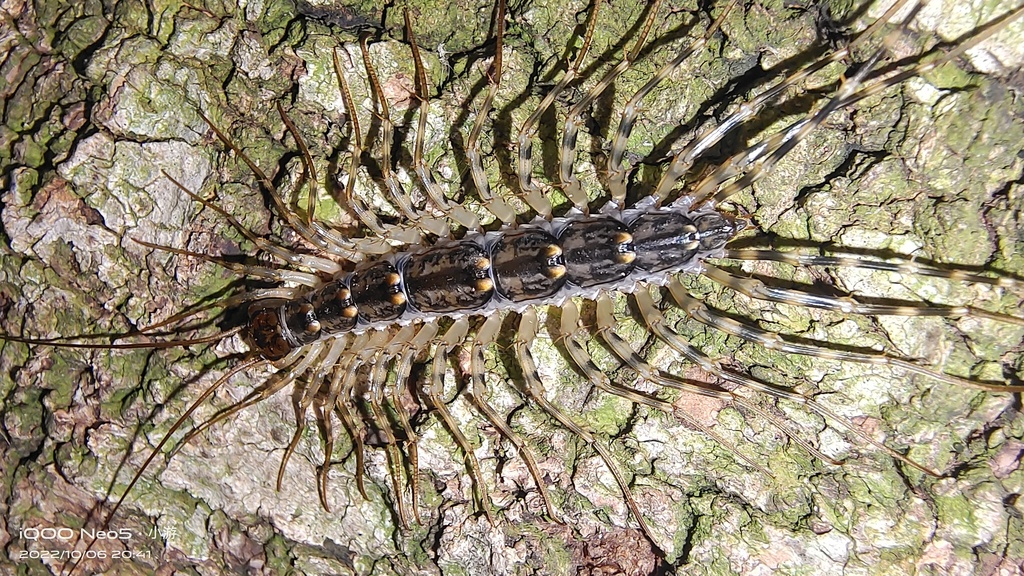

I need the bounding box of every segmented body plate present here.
[1,0,1023,574]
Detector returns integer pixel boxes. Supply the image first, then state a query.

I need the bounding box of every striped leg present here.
[465,0,516,224]
[466,314,561,522]
[331,48,423,246]
[405,11,482,231]
[513,307,658,551]
[514,0,602,217]
[651,0,916,203]
[633,287,941,476]
[560,298,775,476]
[606,0,738,204]
[358,37,450,239]
[391,322,440,523]
[198,109,389,261]
[559,0,662,210]
[424,318,496,522]
[689,3,1024,208]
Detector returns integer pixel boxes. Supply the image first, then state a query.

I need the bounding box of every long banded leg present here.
[514,0,602,217]
[322,332,371,502]
[405,11,481,231]
[689,3,1024,208]
[391,322,440,523]
[559,298,775,476]
[424,319,496,522]
[559,0,662,209]
[361,329,412,528]
[465,0,516,224]
[359,36,450,239]
[197,110,379,261]
[330,329,392,511]
[582,295,845,467]
[465,314,561,522]
[514,307,658,549]
[332,48,422,246]
[723,250,1024,289]
[277,336,351,492]
[163,171,342,275]
[668,278,1024,392]
[700,263,1024,329]
[633,287,940,476]
[606,0,738,204]
[651,0,914,203]
[380,323,436,524]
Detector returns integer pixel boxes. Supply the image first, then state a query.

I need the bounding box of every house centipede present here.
[1,0,1023,574]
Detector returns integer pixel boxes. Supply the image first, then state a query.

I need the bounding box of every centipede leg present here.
[585,293,839,469]
[633,287,941,476]
[197,110,381,261]
[514,307,658,551]
[163,170,343,275]
[466,314,561,522]
[359,36,450,239]
[391,322,440,524]
[513,0,602,217]
[559,298,774,476]
[670,274,1024,391]
[465,0,516,224]
[175,343,327,453]
[277,337,350,491]
[425,318,496,522]
[332,49,423,246]
[559,0,662,209]
[322,333,372,503]
[650,0,915,203]
[406,10,481,231]
[606,0,737,203]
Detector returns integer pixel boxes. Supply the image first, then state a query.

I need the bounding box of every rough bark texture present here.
[1,0,1023,575]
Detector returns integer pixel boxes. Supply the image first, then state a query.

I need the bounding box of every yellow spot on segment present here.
[548,265,567,279]
[391,292,407,306]
[476,257,491,270]
[476,278,494,293]
[544,244,562,258]
[343,306,358,318]
[615,232,633,245]
[616,252,636,265]
[387,272,402,285]
[306,320,321,334]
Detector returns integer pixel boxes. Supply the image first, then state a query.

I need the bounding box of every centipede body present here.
[1,0,1023,574]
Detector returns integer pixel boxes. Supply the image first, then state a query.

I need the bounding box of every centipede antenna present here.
[132,238,322,287]
[64,356,263,576]
[722,249,1024,289]
[702,262,1024,328]
[1,325,243,350]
